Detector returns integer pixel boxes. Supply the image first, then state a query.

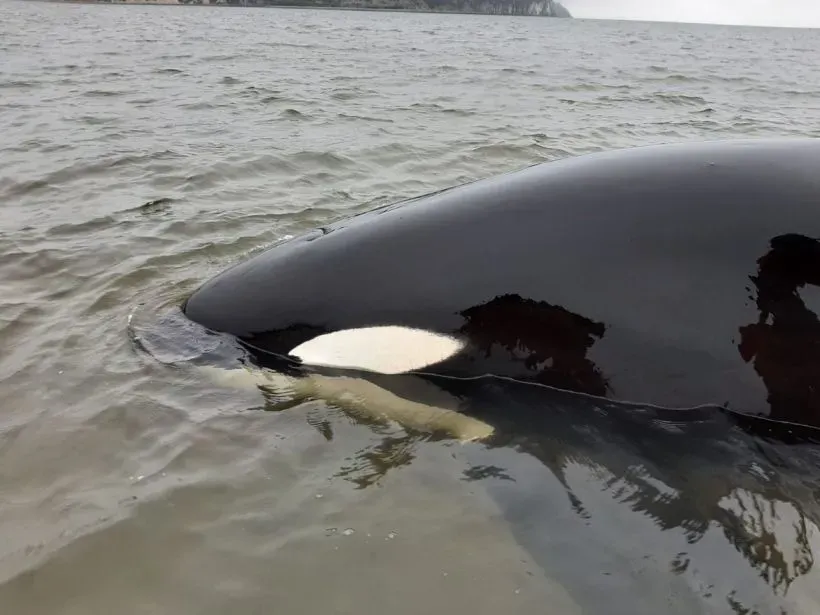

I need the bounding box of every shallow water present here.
[3,2,820,613]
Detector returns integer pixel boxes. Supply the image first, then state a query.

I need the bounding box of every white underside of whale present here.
[288,325,466,375]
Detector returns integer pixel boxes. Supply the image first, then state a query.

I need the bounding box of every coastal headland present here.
[48,0,573,17]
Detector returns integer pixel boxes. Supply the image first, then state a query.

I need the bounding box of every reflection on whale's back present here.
[738,234,820,427]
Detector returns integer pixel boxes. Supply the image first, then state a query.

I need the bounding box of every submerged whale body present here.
[182,139,820,433]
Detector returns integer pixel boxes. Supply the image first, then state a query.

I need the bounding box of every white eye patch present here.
[288,325,465,375]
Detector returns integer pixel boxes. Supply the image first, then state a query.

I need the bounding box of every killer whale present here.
[181,138,820,436]
[131,138,820,613]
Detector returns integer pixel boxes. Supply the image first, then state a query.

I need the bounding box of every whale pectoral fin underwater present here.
[195,363,495,443]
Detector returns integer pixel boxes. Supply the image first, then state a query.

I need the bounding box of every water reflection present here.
[335,431,421,490]
[718,490,814,595]
[258,386,433,489]
[329,377,820,610]
[468,377,820,604]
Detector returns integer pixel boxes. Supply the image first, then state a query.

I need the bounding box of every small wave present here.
[220,76,241,85]
[441,108,473,116]
[290,150,358,170]
[41,144,73,154]
[655,93,709,106]
[718,75,757,84]
[2,248,79,281]
[554,83,631,93]
[158,53,193,60]
[2,137,48,154]
[153,68,184,75]
[470,142,546,162]
[162,211,301,237]
[83,90,128,98]
[0,302,49,338]
[310,190,358,208]
[135,233,285,272]
[689,119,723,130]
[498,68,536,75]
[135,197,176,216]
[0,151,182,200]
[528,137,573,159]
[272,41,318,49]
[336,113,393,124]
[0,80,37,89]
[48,215,121,237]
[202,54,239,62]
[78,115,119,126]
[85,267,168,316]
[178,155,302,190]
[241,85,279,97]
[50,198,180,239]
[281,108,308,119]
[180,101,222,110]
[330,89,361,101]
[360,143,428,166]
[128,98,159,105]
[738,86,817,97]
[652,74,699,83]
[407,102,473,116]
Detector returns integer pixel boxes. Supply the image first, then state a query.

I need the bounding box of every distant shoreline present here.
[35,0,573,18]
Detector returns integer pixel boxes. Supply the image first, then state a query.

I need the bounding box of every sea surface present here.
[3,2,820,613]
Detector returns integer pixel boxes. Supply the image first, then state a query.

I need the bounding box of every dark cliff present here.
[200,0,572,16]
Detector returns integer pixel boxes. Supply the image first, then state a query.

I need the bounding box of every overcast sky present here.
[563,0,820,28]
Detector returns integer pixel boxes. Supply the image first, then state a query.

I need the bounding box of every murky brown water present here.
[3,2,820,613]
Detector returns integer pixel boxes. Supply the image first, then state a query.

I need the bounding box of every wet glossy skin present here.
[182,139,820,427]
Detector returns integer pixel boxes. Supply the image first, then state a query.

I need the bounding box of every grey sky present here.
[563,0,820,27]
